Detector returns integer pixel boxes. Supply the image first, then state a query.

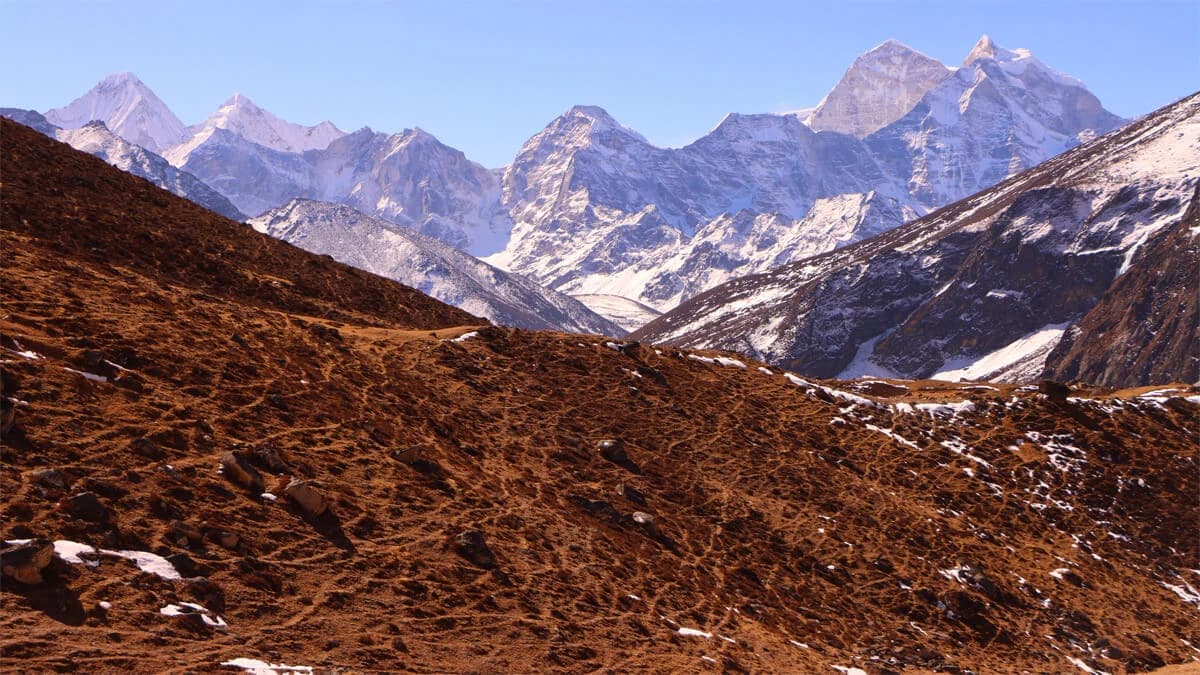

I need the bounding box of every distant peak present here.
[962,34,1017,65]
[220,92,261,111]
[864,38,916,56]
[98,71,145,88]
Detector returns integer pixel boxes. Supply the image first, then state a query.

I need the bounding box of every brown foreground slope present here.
[2,119,1199,674]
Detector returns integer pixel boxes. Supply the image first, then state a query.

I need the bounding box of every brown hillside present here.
[2,118,1198,673]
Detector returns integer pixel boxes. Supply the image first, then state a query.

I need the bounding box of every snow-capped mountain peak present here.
[806,39,953,137]
[45,72,189,152]
[187,92,345,153]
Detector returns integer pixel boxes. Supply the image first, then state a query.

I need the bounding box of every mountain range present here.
[635,92,1200,388]
[23,36,1127,330]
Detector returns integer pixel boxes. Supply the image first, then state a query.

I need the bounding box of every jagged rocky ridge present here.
[249,200,622,335]
[490,36,1125,315]
[32,37,1126,328]
[635,92,1200,388]
[2,116,1198,674]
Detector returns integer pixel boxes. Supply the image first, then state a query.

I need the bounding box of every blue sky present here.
[3,0,1196,167]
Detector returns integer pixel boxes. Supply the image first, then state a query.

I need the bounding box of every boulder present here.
[62,491,112,523]
[597,439,628,464]
[1039,380,1071,403]
[0,538,55,584]
[454,530,496,568]
[615,483,647,506]
[220,451,264,491]
[283,479,328,517]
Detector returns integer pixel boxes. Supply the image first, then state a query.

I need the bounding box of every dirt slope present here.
[2,117,1198,674]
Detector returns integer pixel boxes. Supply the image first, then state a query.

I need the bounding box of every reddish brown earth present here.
[2,118,1199,673]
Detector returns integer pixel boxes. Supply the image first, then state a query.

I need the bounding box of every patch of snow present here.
[832,667,869,675]
[53,540,181,579]
[160,602,227,628]
[678,627,713,639]
[933,323,1068,382]
[99,601,112,609]
[451,331,479,343]
[220,658,313,674]
[261,493,278,501]
[687,354,746,368]
[62,367,108,383]
[1161,579,1200,608]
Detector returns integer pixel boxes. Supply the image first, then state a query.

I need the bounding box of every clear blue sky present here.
[3,0,1196,167]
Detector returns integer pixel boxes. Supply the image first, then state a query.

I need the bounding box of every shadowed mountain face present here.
[635,93,1199,387]
[2,117,1197,674]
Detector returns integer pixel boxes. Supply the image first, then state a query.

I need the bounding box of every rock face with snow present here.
[634,92,1200,387]
[249,200,621,335]
[1,110,244,221]
[1043,186,1200,387]
[490,37,1124,314]
[806,39,953,138]
[169,122,511,253]
[45,72,189,152]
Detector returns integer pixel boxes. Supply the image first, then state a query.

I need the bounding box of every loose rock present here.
[220,451,264,491]
[283,479,328,517]
[0,538,55,584]
[454,529,496,568]
[62,491,113,523]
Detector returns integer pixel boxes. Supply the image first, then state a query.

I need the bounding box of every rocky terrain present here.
[636,92,1199,388]
[3,116,1199,674]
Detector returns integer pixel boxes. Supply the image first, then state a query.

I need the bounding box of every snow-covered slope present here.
[249,200,621,335]
[635,92,1200,386]
[168,124,512,253]
[1,110,244,221]
[46,72,189,152]
[491,37,1124,311]
[570,294,662,333]
[806,39,953,138]
[186,94,344,153]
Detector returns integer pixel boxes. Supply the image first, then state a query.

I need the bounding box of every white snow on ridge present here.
[46,72,189,152]
[187,93,345,154]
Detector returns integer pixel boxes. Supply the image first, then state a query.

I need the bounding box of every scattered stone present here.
[220,451,264,491]
[1,396,20,435]
[130,438,164,459]
[631,511,655,525]
[1039,380,1071,403]
[597,439,628,464]
[62,491,113,523]
[454,530,496,568]
[391,446,423,465]
[283,479,328,517]
[1,538,55,584]
[165,552,207,578]
[31,468,68,490]
[615,483,647,506]
[169,520,204,547]
[252,445,289,473]
[210,531,240,550]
